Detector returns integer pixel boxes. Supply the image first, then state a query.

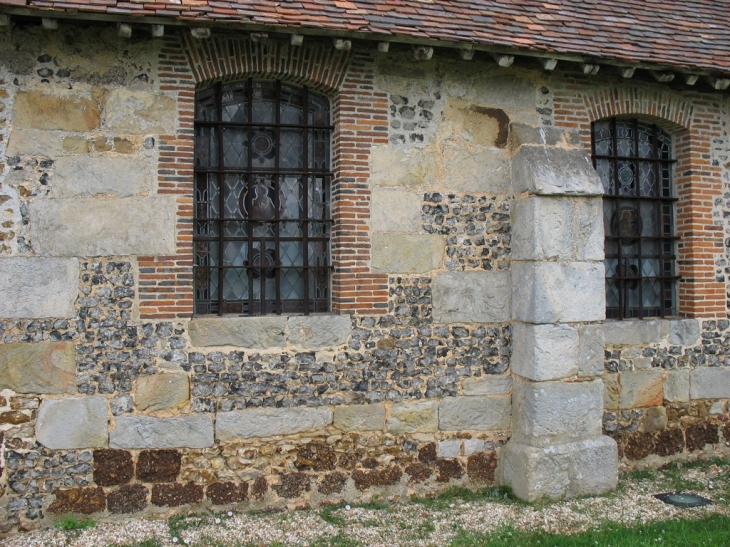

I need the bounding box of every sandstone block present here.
[105,89,177,134]
[36,396,108,449]
[287,315,352,349]
[511,323,579,381]
[110,415,213,449]
[52,156,154,198]
[669,318,701,346]
[439,396,511,431]
[135,374,189,412]
[432,271,511,323]
[371,188,423,233]
[690,367,730,399]
[0,341,76,394]
[0,258,79,319]
[188,316,287,348]
[6,129,63,157]
[334,403,385,431]
[665,369,690,402]
[461,375,512,396]
[14,90,101,132]
[512,145,603,196]
[603,319,668,346]
[619,370,664,408]
[511,378,603,448]
[512,262,605,324]
[30,197,177,257]
[578,324,605,377]
[372,234,444,273]
[387,401,438,433]
[216,407,333,440]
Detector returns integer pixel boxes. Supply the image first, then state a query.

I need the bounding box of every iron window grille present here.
[592,117,679,319]
[194,80,333,316]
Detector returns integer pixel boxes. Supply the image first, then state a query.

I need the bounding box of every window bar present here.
[274,80,282,315]
[610,117,624,319]
[303,85,310,315]
[247,78,255,316]
[633,118,643,318]
[653,123,666,317]
[216,82,226,316]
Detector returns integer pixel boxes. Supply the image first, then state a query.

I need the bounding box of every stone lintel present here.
[110,415,214,449]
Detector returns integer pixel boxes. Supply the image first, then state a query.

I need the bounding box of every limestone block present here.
[578,324,605,377]
[52,156,154,198]
[104,89,177,134]
[36,396,108,449]
[287,315,352,349]
[370,189,423,233]
[30,197,177,257]
[334,403,385,431]
[0,341,76,394]
[216,407,333,440]
[135,374,189,412]
[512,145,603,196]
[568,436,619,497]
[690,367,730,399]
[509,123,581,148]
[371,234,444,273]
[462,375,512,396]
[603,319,668,346]
[439,396,511,431]
[511,323,579,381]
[110,415,214,449]
[189,316,287,348]
[603,374,619,410]
[512,262,605,324]
[512,197,603,262]
[0,258,78,318]
[619,370,664,408]
[432,271,511,323]
[664,369,690,403]
[669,319,701,346]
[463,439,485,455]
[437,440,461,458]
[444,147,512,194]
[13,90,101,132]
[370,146,433,188]
[6,129,63,157]
[511,378,603,448]
[387,401,438,433]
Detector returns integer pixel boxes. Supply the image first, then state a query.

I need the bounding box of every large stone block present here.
[135,374,189,412]
[6,129,64,157]
[512,262,605,323]
[511,323,579,381]
[603,319,668,346]
[444,147,512,194]
[216,407,333,440]
[619,370,664,409]
[0,258,79,318]
[439,396,511,430]
[104,90,177,134]
[512,197,603,261]
[371,233,444,273]
[334,403,385,431]
[13,90,101,132]
[0,341,76,394]
[432,271,511,323]
[36,396,108,449]
[30,197,177,257]
[512,145,603,196]
[370,188,423,233]
[664,368,690,403]
[287,315,352,349]
[511,378,603,448]
[386,401,438,433]
[578,324,605,377]
[690,367,730,399]
[461,375,512,396]
[52,156,154,198]
[370,146,434,188]
[509,123,581,148]
[669,318,701,346]
[110,415,214,449]
[188,316,287,348]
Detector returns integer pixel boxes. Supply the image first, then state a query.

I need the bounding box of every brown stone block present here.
[274,473,311,499]
[434,459,464,483]
[352,465,402,491]
[337,452,358,470]
[107,484,148,514]
[621,432,655,461]
[14,91,101,132]
[360,457,378,469]
[0,411,29,425]
[418,443,436,463]
[136,450,181,483]
[653,428,684,457]
[404,463,432,483]
[206,482,249,505]
[49,487,106,514]
[318,472,348,495]
[466,452,498,484]
[151,483,204,507]
[93,449,133,486]
[252,477,268,500]
[685,423,719,452]
[295,443,337,471]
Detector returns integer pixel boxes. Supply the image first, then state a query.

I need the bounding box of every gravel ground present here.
[2,460,729,547]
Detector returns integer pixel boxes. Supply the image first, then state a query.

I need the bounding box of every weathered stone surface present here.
[664,369,690,403]
[6,129,63,157]
[110,415,213,449]
[49,487,106,514]
[104,89,177,134]
[512,197,603,261]
[318,472,348,495]
[639,407,667,433]
[93,449,133,486]
[603,374,619,410]
[387,401,439,433]
[511,323,579,381]
[439,396,511,431]
[334,403,385,431]
[512,262,605,324]
[669,318,701,346]
[432,271,511,323]
[710,401,726,414]
[0,411,29,425]
[151,482,204,507]
[569,436,619,497]
[690,367,730,399]
[188,316,287,348]
[0,341,76,394]
[462,375,512,396]
[509,124,581,148]
[107,484,148,514]
[135,374,189,412]
[30,197,177,257]
[512,145,603,196]
[370,146,433,188]
[467,451,498,484]
[434,458,464,482]
[274,473,312,498]
[372,234,444,273]
[287,315,352,349]
[36,396,108,449]
[404,463,432,483]
[654,428,684,457]
[603,319,668,346]
[685,423,719,451]
[295,442,337,471]
[207,482,249,504]
[511,379,603,448]
[216,407,333,440]
[437,440,461,458]
[136,450,181,483]
[0,258,79,319]
[371,188,423,233]
[578,324,605,377]
[464,439,486,455]
[445,148,512,194]
[14,90,101,132]
[352,465,402,490]
[619,370,664,408]
[52,156,154,198]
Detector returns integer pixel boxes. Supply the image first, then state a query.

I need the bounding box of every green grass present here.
[53,515,95,531]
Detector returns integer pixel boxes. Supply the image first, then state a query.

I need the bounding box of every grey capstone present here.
[432,271,511,323]
[216,407,333,440]
[110,414,214,449]
[0,258,79,319]
[512,144,603,196]
[36,396,108,449]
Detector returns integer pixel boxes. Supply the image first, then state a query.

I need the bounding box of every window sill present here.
[602,317,700,347]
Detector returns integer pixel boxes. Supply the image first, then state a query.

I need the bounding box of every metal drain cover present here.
[654,492,713,508]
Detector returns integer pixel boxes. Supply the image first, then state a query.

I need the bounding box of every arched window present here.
[194,80,332,315]
[592,118,678,319]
